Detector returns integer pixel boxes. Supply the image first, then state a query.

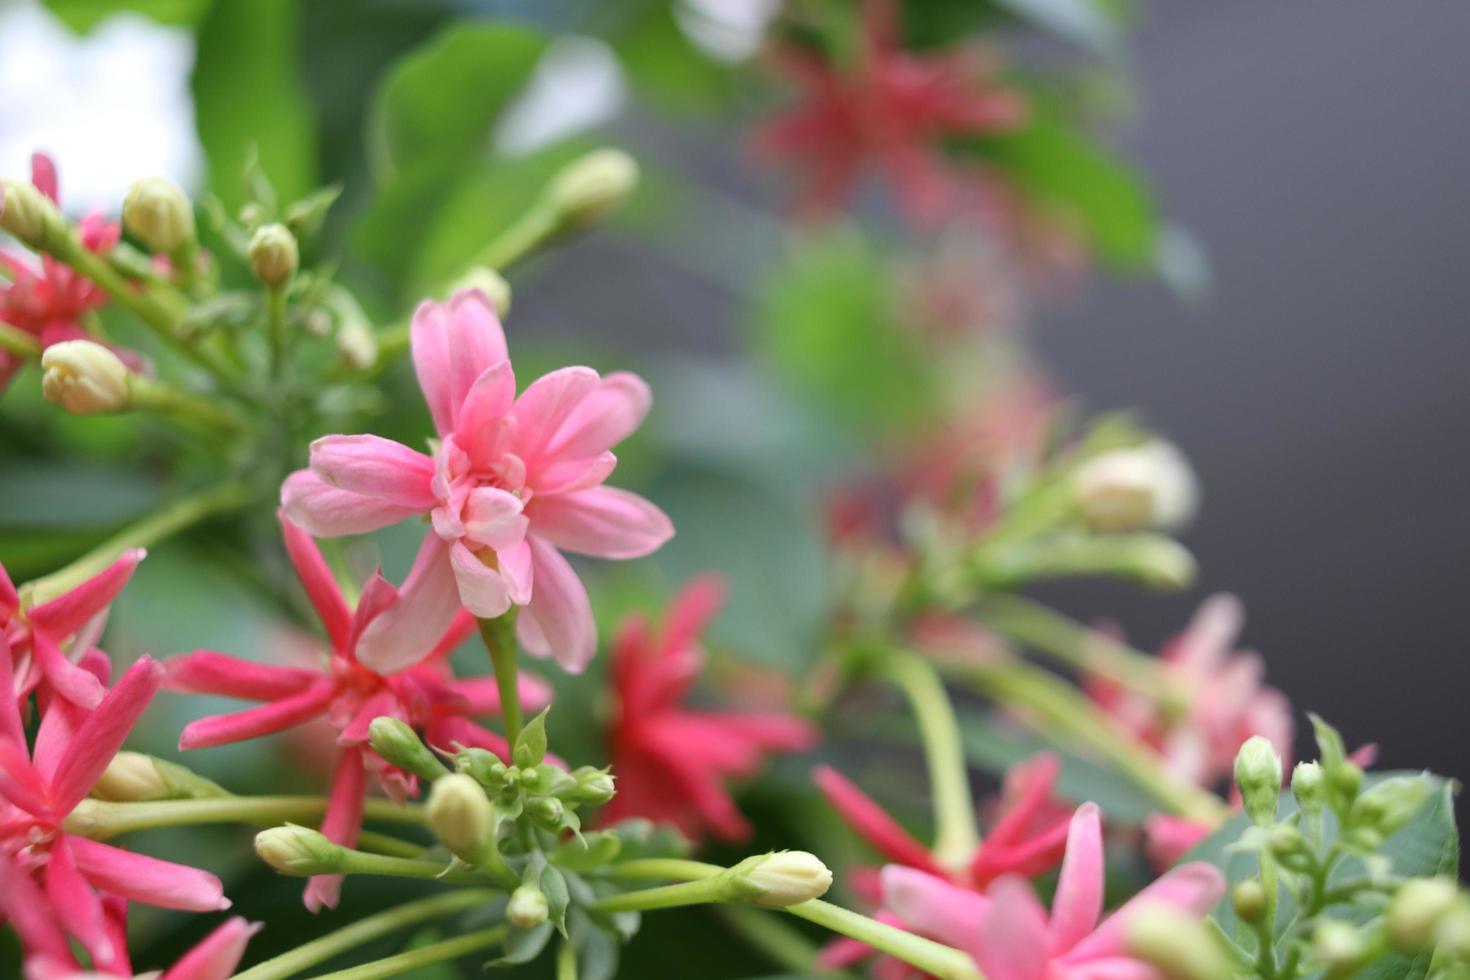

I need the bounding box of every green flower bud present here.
[248,223,298,287]
[562,766,616,807]
[731,851,832,909]
[1313,919,1365,974]
[91,751,170,802]
[426,773,495,865]
[454,748,507,788]
[1233,879,1266,924]
[1352,774,1431,837]
[1269,824,1306,862]
[1333,761,1364,801]
[254,825,342,876]
[526,796,565,830]
[1291,761,1325,814]
[1125,906,1231,980]
[546,149,638,231]
[122,177,194,254]
[1,177,58,246]
[1434,905,1470,961]
[1387,878,1460,951]
[507,884,549,929]
[368,717,447,782]
[1234,736,1282,825]
[41,341,133,414]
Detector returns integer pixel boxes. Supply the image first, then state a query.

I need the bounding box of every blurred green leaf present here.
[614,4,740,113]
[193,0,317,211]
[41,0,209,32]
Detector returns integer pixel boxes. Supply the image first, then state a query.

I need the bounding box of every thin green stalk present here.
[879,652,978,869]
[266,286,286,379]
[24,480,250,605]
[232,890,495,980]
[64,795,423,840]
[594,876,732,913]
[606,858,724,881]
[556,937,578,980]
[129,376,246,432]
[328,847,488,884]
[355,830,428,859]
[940,657,1227,824]
[307,926,508,980]
[0,320,39,357]
[478,611,522,745]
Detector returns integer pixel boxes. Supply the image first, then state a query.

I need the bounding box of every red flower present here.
[0,153,124,390]
[164,513,551,910]
[755,0,1025,223]
[601,576,816,841]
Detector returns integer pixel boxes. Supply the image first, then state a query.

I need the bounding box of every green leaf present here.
[192,0,316,212]
[493,920,553,967]
[540,864,571,938]
[513,707,550,769]
[41,0,209,32]
[553,831,622,873]
[567,907,621,980]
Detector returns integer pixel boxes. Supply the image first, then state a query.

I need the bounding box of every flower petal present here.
[304,747,366,912]
[281,470,424,538]
[26,549,143,640]
[510,366,599,463]
[178,681,336,750]
[355,534,463,675]
[46,838,114,969]
[528,487,673,560]
[450,542,513,620]
[462,487,528,552]
[411,291,509,437]
[29,630,105,709]
[308,435,436,510]
[0,853,73,965]
[879,865,989,959]
[1064,862,1226,963]
[977,876,1050,980]
[814,766,945,874]
[50,656,164,813]
[547,371,651,460]
[518,537,596,673]
[163,651,320,701]
[1050,802,1105,954]
[70,837,230,911]
[162,917,261,980]
[280,513,352,652]
[455,361,517,446]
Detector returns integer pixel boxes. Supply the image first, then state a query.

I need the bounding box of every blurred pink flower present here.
[755,0,1025,223]
[1087,595,1294,792]
[600,576,816,842]
[20,913,258,980]
[0,153,128,390]
[879,802,1225,980]
[2,550,145,710]
[282,288,672,673]
[164,513,551,911]
[0,654,229,974]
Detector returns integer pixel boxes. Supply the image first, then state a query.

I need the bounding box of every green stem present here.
[556,938,578,980]
[327,847,488,884]
[232,890,495,980]
[0,320,40,357]
[478,611,522,746]
[879,652,978,869]
[594,876,734,913]
[355,830,429,859]
[605,860,982,980]
[266,285,287,379]
[64,795,423,840]
[939,657,1227,824]
[24,480,250,605]
[974,534,1195,592]
[129,375,246,432]
[975,594,1174,706]
[307,926,507,980]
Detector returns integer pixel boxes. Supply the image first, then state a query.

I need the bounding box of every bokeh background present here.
[1,0,1466,971]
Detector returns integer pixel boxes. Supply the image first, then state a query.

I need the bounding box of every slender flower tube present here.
[283,288,673,672]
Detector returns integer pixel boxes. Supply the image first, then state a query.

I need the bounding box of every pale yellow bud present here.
[248,223,298,287]
[426,773,495,864]
[448,267,512,316]
[1,177,57,245]
[738,851,832,908]
[41,340,132,414]
[254,825,341,876]
[1387,878,1460,950]
[1074,441,1198,533]
[1234,736,1282,825]
[91,751,169,802]
[1125,906,1231,980]
[122,177,195,254]
[507,884,549,928]
[546,149,638,229]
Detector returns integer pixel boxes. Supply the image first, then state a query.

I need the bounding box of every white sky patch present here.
[0,0,201,212]
[494,35,627,158]
[674,0,779,63]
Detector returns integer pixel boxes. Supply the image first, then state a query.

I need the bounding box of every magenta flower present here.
[17,911,257,980]
[282,289,672,672]
[880,802,1225,980]
[2,550,146,710]
[600,576,817,842]
[0,654,230,974]
[164,513,551,910]
[1086,595,1294,791]
[0,153,129,390]
[755,0,1026,223]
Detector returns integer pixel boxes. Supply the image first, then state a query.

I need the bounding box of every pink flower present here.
[599,577,817,842]
[0,654,230,974]
[755,0,1026,223]
[2,550,146,710]
[164,514,551,910]
[282,289,673,673]
[1086,595,1294,792]
[880,802,1226,980]
[19,913,258,980]
[0,153,128,390]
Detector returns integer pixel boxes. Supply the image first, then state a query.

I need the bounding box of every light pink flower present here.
[600,577,816,841]
[282,289,672,672]
[2,551,145,710]
[19,912,258,980]
[164,514,551,910]
[880,802,1225,980]
[0,654,229,974]
[1086,595,1294,792]
[0,153,133,391]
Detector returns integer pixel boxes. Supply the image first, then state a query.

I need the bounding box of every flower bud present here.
[526,796,565,830]
[1234,736,1282,826]
[41,341,133,414]
[1351,774,1431,837]
[91,751,169,802]
[1333,761,1364,801]
[248,223,298,287]
[122,177,194,254]
[1,177,57,245]
[507,884,549,929]
[426,773,495,865]
[1232,879,1266,924]
[562,766,616,807]
[1313,919,1364,974]
[1125,906,1231,980]
[1268,824,1306,862]
[1291,761,1325,814]
[449,268,511,316]
[1434,905,1470,960]
[1387,878,1460,951]
[1073,441,1198,533]
[368,717,447,782]
[254,825,342,876]
[546,149,638,230]
[733,851,832,909]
